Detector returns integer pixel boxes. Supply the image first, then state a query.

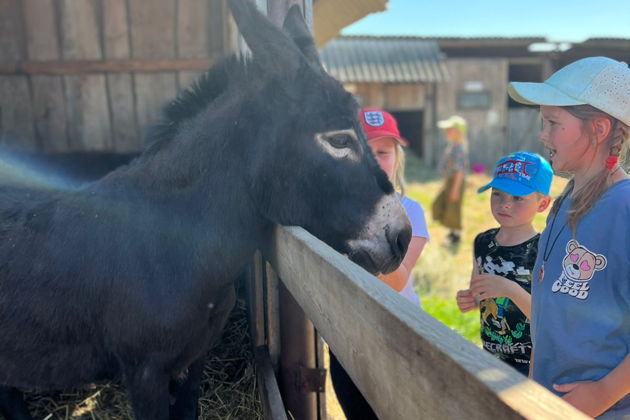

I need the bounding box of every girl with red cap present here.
[358,107,429,304]
[329,107,429,420]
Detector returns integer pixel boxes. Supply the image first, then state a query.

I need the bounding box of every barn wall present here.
[350,82,426,111]
[507,107,545,156]
[0,0,233,153]
[434,57,510,170]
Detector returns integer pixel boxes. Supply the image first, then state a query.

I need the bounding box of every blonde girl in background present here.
[432,115,468,250]
[509,56,630,419]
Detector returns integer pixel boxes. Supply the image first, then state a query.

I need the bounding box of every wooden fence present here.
[249,225,592,420]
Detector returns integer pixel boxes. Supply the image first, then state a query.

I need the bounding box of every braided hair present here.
[550,104,630,233]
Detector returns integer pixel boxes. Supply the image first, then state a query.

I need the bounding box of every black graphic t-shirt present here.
[474,228,539,373]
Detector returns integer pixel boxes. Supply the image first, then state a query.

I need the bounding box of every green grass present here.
[404,151,568,345]
[421,296,481,345]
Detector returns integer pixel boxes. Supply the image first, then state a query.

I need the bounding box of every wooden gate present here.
[248,225,591,420]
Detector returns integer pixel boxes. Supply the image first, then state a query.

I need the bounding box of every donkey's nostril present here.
[397,229,410,257]
[388,223,411,262]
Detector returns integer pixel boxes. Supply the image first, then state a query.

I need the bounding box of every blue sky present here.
[342,0,630,42]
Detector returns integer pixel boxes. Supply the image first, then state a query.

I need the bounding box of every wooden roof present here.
[313,0,388,46]
[320,36,448,83]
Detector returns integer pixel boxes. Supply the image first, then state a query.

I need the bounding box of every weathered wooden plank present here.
[102,0,138,152]
[23,0,67,151]
[128,0,176,59]
[31,76,68,152]
[0,1,37,147]
[249,251,266,348]
[0,0,25,61]
[63,74,112,151]
[23,0,60,61]
[134,72,177,138]
[269,226,591,420]
[129,0,177,138]
[0,1,35,149]
[209,0,228,58]
[279,281,317,420]
[106,72,140,152]
[385,83,426,110]
[102,0,130,60]
[507,108,545,157]
[177,0,210,59]
[0,76,36,149]
[0,59,214,75]
[315,333,326,420]
[255,346,288,420]
[59,0,102,61]
[59,0,111,151]
[176,0,211,91]
[353,82,386,109]
[265,262,281,371]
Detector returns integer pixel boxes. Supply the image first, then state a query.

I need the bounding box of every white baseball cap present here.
[508,56,630,126]
[437,115,467,135]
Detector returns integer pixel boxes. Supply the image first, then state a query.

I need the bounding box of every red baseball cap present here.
[359,108,409,146]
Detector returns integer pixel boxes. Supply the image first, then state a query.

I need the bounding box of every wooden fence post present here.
[279,281,322,420]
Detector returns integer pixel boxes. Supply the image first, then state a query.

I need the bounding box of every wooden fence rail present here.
[262,225,590,420]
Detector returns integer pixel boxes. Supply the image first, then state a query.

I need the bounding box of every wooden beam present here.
[256,346,289,420]
[268,225,590,420]
[265,262,282,370]
[0,59,214,75]
[279,281,318,420]
[250,251,266,348]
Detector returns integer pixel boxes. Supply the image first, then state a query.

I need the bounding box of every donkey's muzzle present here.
[345,194,412,275]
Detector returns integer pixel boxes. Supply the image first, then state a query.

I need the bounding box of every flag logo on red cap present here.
[364,111,385,127]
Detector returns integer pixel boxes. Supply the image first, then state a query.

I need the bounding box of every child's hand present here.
[470,274,517,300]
[456,289,477,313]
[553,380,617,418]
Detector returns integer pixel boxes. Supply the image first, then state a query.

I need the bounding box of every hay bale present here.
[23,299,263,419]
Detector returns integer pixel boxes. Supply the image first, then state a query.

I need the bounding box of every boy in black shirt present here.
[456,152,552,375]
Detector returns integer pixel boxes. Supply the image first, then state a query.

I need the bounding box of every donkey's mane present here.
[143,56,252,155]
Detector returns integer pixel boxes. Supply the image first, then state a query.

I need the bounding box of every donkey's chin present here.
[347,245,402,275]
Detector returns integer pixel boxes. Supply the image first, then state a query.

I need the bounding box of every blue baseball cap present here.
[477,152,553,196]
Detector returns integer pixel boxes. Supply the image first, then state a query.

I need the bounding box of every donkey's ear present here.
[228,0,301,75]
[282,5,322,68]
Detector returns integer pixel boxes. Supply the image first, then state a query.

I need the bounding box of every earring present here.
[605,156,618,170]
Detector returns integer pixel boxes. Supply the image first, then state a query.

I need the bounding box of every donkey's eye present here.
[327,133,353,149]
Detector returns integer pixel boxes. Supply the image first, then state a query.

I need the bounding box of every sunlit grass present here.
[421,296,480,344]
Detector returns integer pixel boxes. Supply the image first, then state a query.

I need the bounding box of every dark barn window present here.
[457,91,491,110]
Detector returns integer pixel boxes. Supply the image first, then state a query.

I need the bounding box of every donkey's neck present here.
[99,118,270,279]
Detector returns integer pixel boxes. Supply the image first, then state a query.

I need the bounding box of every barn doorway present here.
[391,110,423,158]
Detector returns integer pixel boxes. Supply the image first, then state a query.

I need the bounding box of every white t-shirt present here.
[399,195,430,307]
